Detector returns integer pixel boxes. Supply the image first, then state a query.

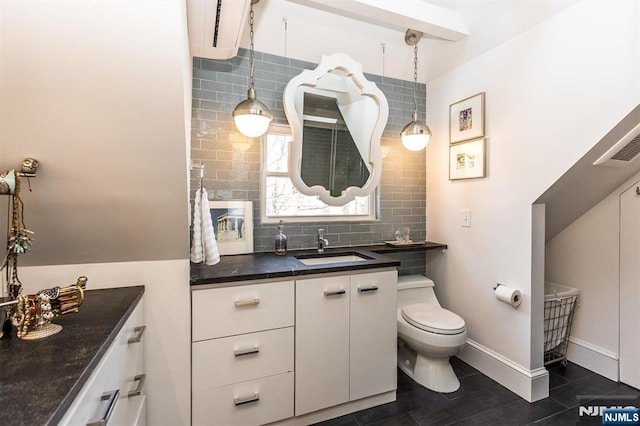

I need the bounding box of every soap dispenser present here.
[275,220,287,255]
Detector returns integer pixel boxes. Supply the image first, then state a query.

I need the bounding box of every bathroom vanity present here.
[190,248,401,425]
[0,286,145,425]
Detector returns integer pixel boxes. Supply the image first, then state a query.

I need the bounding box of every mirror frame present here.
[283,53,389,206]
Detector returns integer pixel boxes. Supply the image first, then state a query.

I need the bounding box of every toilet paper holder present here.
[493,283,522,308]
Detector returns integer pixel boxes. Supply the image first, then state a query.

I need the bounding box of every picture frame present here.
[209,200,254,255]
[449,138,486,180]
[449,92,485,144]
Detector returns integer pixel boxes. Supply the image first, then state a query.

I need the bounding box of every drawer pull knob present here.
[234,298,260,308]
[234,392,260,406]
[127,325,146,344]
[358,285,379,293]
[127,374,147,398]
[234,345,260,357]
[86,389,119,426]
[324,289,346,297]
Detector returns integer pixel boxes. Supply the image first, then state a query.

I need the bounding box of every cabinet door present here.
[350,270,398,401]
[295,276,350,415]
[620,183,640,389]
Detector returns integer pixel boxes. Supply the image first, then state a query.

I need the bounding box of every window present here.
[261,128,375,223]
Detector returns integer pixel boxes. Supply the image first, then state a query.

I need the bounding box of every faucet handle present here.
[317,228,325,238]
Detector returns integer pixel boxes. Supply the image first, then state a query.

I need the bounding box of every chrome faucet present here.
[317,229,329,254]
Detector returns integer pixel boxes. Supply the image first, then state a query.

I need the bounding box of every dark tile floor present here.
[315,358,640,426]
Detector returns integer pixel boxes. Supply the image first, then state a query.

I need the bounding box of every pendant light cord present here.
[412,41,418,117]
[249,4,256,91]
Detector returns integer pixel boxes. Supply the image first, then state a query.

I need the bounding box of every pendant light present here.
[232,0,273,138]
[401,29,431,151]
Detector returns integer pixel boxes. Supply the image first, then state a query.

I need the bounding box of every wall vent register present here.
[593,122,640,167]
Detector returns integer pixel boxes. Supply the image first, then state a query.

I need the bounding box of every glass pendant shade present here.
[401,111,431,151]
[233,87,273,138]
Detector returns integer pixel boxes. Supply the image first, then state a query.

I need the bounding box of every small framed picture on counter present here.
[209,200,253,255]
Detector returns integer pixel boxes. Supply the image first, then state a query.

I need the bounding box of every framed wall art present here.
[449,92,485,144]
[209,200,254,254]
[449,138,486,180]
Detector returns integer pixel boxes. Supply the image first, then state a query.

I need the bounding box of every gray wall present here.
[1,2,190,267]
[191,49,427,274]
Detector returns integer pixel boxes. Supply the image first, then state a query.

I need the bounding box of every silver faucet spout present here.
[317,229,329,254]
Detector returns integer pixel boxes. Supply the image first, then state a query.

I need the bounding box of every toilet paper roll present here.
[495,285,522,307]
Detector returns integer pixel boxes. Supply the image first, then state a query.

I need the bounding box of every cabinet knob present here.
[127,325,146,344]
[358,285,379,293]
[127,374,146,398]
[234,298,260,307]
[234,345,260,357]
[323,289,346,297]
[86,389,119,426]
[234,392,260,406]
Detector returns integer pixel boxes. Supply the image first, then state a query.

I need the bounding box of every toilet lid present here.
[401,303,466,335]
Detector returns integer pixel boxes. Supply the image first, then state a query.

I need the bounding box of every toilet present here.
[397,275,467,393]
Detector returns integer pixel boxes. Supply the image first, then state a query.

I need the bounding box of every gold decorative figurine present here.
[0,159,89,340]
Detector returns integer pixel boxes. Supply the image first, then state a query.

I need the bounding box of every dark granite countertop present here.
[190,242,447,286]
[0,285,145,426]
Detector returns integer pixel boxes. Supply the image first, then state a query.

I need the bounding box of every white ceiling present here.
[422,0,582,79]
[284,0,582,81]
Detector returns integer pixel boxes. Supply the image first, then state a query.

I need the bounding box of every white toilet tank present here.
[397,275,440,309]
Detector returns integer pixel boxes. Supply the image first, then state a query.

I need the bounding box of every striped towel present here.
[190,188,220,265]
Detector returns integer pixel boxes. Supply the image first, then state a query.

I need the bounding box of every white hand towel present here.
[190,189,220,265]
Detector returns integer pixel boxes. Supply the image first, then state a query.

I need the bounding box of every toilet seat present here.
[401,303,466,335]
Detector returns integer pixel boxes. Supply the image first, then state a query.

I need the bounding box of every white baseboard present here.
[566,337,619,381]
[457,339,549,402]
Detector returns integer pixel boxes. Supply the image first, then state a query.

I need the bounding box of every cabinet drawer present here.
[192,372,294,426]
[192,281,294,341]
[120,297,145,398]
[111,394,145,426]
[192,327,294,389]
[60,296,145,425]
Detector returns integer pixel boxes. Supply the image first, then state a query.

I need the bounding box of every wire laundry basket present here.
[543,281,579,367]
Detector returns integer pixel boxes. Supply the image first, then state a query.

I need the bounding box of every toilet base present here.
[398,342,461,393]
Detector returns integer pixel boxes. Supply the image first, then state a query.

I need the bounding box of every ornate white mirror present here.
[283,53,389,206]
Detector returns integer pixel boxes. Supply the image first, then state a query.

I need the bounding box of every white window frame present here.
[260,125,377,224]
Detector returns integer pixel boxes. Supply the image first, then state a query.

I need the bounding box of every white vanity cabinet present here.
[295,275,351,415]
[190,268,397,425]
[60,296,146,426]
[349,272,398,401]
[295,270,398,416]
[191,280,295,426]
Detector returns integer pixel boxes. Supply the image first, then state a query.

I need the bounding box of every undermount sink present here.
[295,253,371,266]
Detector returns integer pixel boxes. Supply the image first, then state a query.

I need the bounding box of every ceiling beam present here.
[286,0,469,41]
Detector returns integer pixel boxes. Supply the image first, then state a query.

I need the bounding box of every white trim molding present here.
[567,337,619,381]
[458,339,549,402]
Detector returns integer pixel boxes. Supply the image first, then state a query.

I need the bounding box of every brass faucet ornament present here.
[0,159,89,340]
[1,158,39,300]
